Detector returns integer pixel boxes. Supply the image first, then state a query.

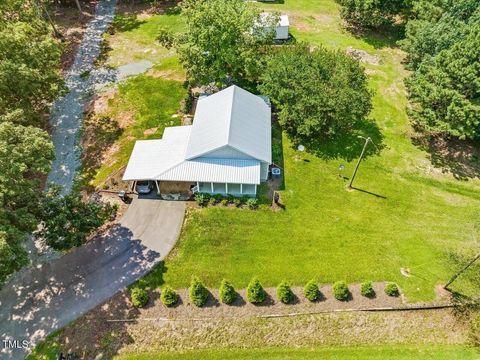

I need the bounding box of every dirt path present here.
[47,0,117,195]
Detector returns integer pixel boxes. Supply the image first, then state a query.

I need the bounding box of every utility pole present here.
[74,0,82,13]
[349,136,371,189]
[444,252,480,290]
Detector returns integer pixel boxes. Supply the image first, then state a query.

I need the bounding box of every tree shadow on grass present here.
[411,133,480,180]
[112,14,146,33]
[80,114,124,191]
[344,23,405,50]
[300,118,385,162]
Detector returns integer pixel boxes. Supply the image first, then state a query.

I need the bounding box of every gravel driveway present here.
[0,198,185,359]
[47,0,117,194]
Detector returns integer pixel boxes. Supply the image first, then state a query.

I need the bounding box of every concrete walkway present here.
[47,0,116,194]
[0,199,185,359]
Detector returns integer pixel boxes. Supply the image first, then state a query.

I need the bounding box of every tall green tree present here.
[0,0,64,127]
[401,0,480,139]
[176,0,277,85]
[0,121,54,284]
[259,44,372,142]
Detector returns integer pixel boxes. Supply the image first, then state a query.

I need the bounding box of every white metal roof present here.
[122,126,191,181]
[185,85,271,163]
[159,158,260,184]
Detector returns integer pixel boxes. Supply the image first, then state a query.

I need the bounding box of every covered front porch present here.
[194,182,257,196]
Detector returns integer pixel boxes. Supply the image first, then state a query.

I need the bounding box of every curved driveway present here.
[0,198,185,359]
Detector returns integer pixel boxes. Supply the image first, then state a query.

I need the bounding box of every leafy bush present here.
[233,198,241,207]
[360,281,375,298]
[246,197,258,210]
[219,279,237,304]
[194,193,210,207]
[333,281,349,301]
[385,282,400,297]
[304,279,320,302]
[130,288,149,308]
[208,197,217,206]
[247,277,266,304]
[337,0,407,29]
[226,194,235,203]
[189,276,209,306]
[156,28,175,49]
[220,198,229,206]
[276,281,294,304]
[38,187,113,250]
[160,286,178,307]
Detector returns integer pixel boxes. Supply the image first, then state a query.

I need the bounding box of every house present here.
[122,85,272,197]
[258,13,290,41]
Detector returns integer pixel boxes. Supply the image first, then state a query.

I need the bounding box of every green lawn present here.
[157,0,480,302]
[115,346,479,360]
[92,75,186,186]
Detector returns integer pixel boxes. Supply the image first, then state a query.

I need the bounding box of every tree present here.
[37,188,114,250]
[259,44,372,142]
[0,0,64,127]
[337,0,409,29]
[0,121,54,286]
[176,0,277,85]
[401,1,480,139]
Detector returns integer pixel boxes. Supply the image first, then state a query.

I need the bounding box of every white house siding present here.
[260,161,269,181]
[275,25,289,40]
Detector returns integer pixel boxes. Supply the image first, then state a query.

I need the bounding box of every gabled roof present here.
[185,85,271,163]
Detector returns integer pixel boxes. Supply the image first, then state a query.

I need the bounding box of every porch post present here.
[155,181,160,195]
[254,184,257,195]
[225,183,228,194]
[196,182,199,192]
[240,184,243,194]
[211,182,214,193]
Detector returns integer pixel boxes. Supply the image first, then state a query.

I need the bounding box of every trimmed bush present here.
[189,276,209,306]
[233,198,241,207]
[333,281,349,301]
[220,198,229,206]
[160,285,178,307]
[194,193,210,207]
[276,281,294,304]
[130,288,149,308]
[247,277,266,304]
[246,197,258,210]
[227,194,235,204]
[360,281,375,298]
[219,279,237,304]
[304,279,320,302]
[208,197,217,206]
[385,282,400,297]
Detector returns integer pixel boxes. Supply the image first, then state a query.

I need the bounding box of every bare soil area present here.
[51,1,98,72]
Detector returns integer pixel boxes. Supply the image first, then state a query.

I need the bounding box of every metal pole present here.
[444,252,480,290]
[349,137,370,189]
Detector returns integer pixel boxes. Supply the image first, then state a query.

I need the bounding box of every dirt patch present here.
[143,127,158,136]
[146,68,186,81]
[116,0,180,17]
[85,88,116,114]
[346,47,381,65]
[51,1,98,73]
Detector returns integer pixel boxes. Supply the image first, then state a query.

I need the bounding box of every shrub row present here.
[194,192,258,209]
[130,280,401,308]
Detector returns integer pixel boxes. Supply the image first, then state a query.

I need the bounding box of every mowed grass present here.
[114,346,479,360]
[160,0,480,301]
[92,76,186,186]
